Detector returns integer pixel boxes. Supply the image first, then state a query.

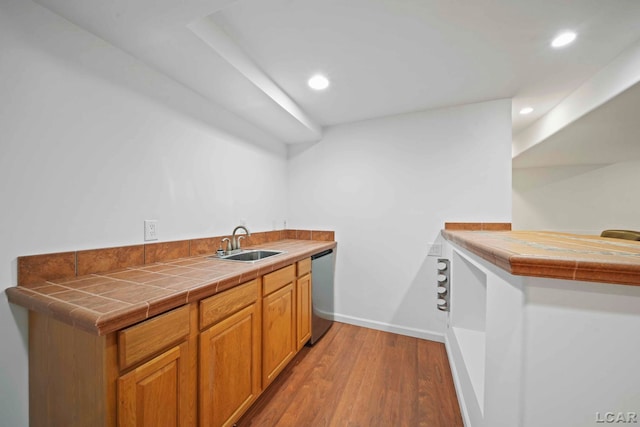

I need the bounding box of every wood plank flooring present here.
[237,322,463,427]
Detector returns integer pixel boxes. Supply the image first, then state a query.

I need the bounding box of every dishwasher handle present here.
[311,249,333,260]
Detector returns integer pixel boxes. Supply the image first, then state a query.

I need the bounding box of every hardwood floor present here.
[237,322,463,427]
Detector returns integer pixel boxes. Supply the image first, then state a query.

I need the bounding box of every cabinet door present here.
[200,303,261,427]
[118,341,190,427]
[296,273,312,350]
[262,283,296,387]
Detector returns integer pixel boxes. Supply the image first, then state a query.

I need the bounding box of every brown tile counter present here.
[6,239,336,335]
[441,230,640,286]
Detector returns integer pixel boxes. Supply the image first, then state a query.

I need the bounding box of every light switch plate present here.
[144,220,158,241]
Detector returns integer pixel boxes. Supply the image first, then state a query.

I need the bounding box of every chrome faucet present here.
[230,225,251,251]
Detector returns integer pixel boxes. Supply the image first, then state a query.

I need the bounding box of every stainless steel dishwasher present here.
[310,249,335,344]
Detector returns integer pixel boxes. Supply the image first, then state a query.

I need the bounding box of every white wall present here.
[513,162,640,234]
[0,3,513,424]
[522,277,640,427]
[0,2,288,426]
[287,99,512,341]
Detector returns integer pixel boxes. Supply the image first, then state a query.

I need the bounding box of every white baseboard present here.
[331,312,445,343]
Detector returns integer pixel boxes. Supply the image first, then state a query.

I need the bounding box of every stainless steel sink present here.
[214,250,284,262]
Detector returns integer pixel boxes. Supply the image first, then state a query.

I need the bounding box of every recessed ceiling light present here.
[551,31,577,48]
[308,74,330,90]
[519,107,534,115]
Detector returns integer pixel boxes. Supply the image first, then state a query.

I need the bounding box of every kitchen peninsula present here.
[440,224,640,427]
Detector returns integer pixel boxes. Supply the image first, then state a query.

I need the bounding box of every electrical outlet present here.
[144,220,158,241]
[427,243,442,257]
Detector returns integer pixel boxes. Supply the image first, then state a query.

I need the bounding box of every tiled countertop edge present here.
[441,229,640,287]
[444,222,512,231]
[7,240,336,335]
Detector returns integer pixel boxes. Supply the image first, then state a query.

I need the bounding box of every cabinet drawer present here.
[297,258,311,277]
[200,279,258,329]
[118,305,190,371]
[263,264,295,296]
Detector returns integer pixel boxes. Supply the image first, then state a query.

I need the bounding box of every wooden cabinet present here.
[117,305,193,427]
[29,311,118,427]
[296,258,312,350]
[199,280,261,427]
[118,342,191,427]
[26,253,326,427]
[262,265,296,387]
[28,304,195,427]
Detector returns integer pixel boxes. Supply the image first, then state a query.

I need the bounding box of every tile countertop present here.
[441,230,640,286]
[6,239,336,336]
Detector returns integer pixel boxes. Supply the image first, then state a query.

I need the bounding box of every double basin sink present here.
[212,249,284,263]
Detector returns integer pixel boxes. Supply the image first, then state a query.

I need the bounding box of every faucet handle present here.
[221,238,231,252]
[237,235,246,250]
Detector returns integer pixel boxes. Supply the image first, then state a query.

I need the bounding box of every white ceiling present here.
[513,80,640,168]
[34,0,640,146]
